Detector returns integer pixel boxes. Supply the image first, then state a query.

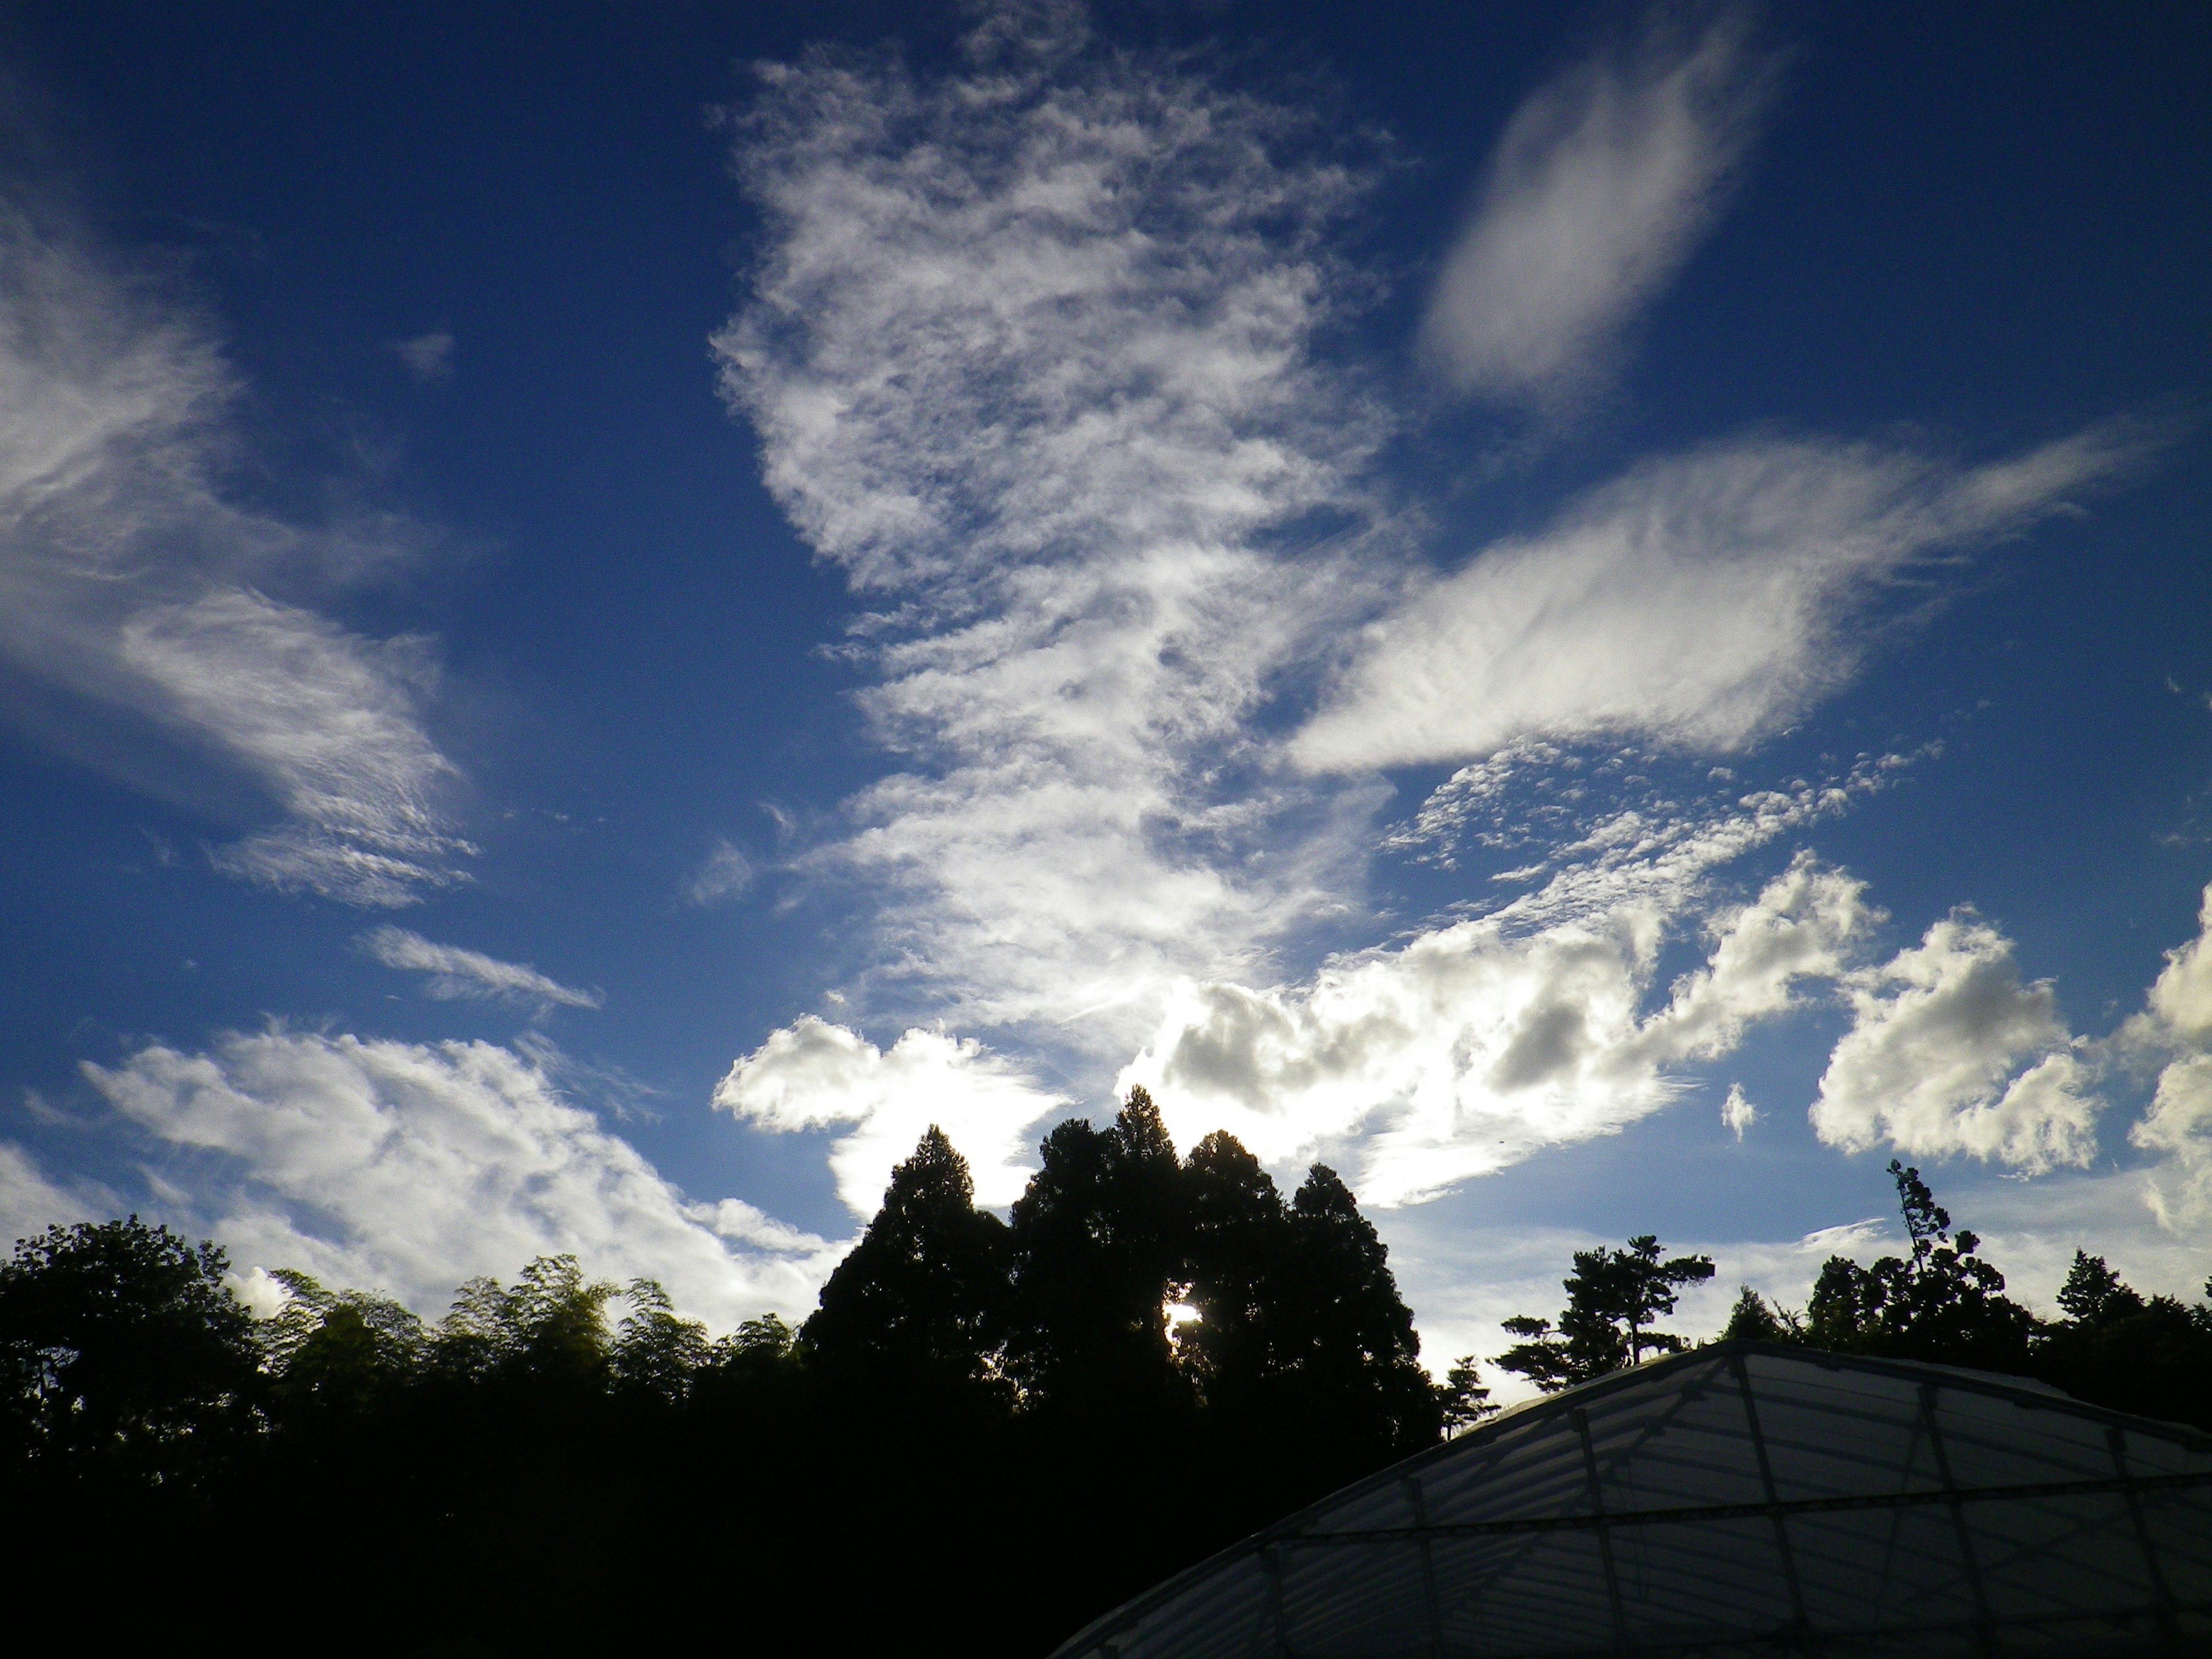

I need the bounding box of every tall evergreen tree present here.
[1177,1130,1287,1417]
[1005,1089,1187,1416]
[1273,1165,1439,1452]
[1804,1161,2033,1371]
[804,1126,1010,1396]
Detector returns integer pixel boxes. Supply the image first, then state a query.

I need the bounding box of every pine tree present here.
[1496,1234,1715,1391]
[1438,1356,1497,1435]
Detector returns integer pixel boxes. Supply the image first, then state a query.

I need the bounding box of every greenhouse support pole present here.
[1729,1354,1809,1646]
[1571,1406,1630,1657]
[2107,1426,2183,1654]
[1918,1382,1997,1659]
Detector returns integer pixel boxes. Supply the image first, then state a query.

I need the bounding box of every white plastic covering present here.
[1048,1340,2212,1657]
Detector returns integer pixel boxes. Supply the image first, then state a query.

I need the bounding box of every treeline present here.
[1488,1159,2212,1432]
[7,1100,2210,1656]
[0,1092,1438,1656]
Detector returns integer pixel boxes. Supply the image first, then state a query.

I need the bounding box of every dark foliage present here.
[0,1104,1438,1657]
[1716,1164,2212,1432]
[1496,1233,1716,1390]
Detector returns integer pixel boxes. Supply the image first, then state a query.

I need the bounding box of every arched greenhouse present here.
[1050,1340,2212,1657]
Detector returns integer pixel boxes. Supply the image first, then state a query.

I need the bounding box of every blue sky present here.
[1,1,2207,1377]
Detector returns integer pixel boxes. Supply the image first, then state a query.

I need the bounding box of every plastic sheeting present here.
[1048,1340,2212,1658]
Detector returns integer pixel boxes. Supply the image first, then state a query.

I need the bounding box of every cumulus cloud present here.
[1119,813,1873,1207]
[715,16,1392,1047]
[2133,1054,2212,1229]
[2123,884,2212,1226]
[714,1016,1069,1215]
[361,925,602,1012]
[1295,429,2143,774]
[83,1029,835,1326]
[1810,912,2100,1173]
[0,202,469,903]
[1418,4,1779,406]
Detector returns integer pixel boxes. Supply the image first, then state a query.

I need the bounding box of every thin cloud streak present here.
[1294,429,2143,774]
[1419,3,1781,407]
[361,926,603,1012]
[0,202,469,904]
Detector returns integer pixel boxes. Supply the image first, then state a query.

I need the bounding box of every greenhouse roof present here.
[1050,1340,2212,1658]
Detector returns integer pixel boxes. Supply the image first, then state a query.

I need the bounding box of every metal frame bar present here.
[1275,1467,2212,1545]
[1571,1405,1631,1656]
[1918,1380,1997,1657]
[1728,1352,1808,1639]
[2111,1425,2184,1656]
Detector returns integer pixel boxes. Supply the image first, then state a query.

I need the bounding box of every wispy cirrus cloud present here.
[0,202,470,904]
[1294,427,2143,774]
[361,925,602,1012]
[715,14,1392,1063]
[710,5,2158,1218]
[1418,3,1781,408]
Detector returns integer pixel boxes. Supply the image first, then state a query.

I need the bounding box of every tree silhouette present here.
[1438,1355,1497,1434]
[1497,1234,1715,1391]
[0,1217,260,1482]
[1005,1089,1187,1418]
[804,1125,1009,1396]
[1804,1160,2033,1372]
[1177,1129,1289,1416]
[1274,1165,1439,1453]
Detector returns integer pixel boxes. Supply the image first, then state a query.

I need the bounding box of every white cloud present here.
[714,1016,1069,1215]
[1295,429,2142,774]
[687,838,755,907]
[1418,4,1779,406]
[0,202,469,904]
[1641,849,1874,1060]
[2122,884,2212,1228]
[82,1029,834,1327]
[1119,820,1872,1207]
[360,925,602,1012]
[715,17,1392,1049]
[2131,1055,2212,1228]
[392,329,454,383]
[1809,912,2100,1173]
[0,1141,108,1245]
[2142,882,2212,1047]
[1721,1084,1758,1140]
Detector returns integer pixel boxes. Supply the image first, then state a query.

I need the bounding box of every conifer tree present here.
[804,1126,1010,1395]
[1005,1089,1189,1416]
[1274,1165,1439,1450]
[1497,1234,1715,1391]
